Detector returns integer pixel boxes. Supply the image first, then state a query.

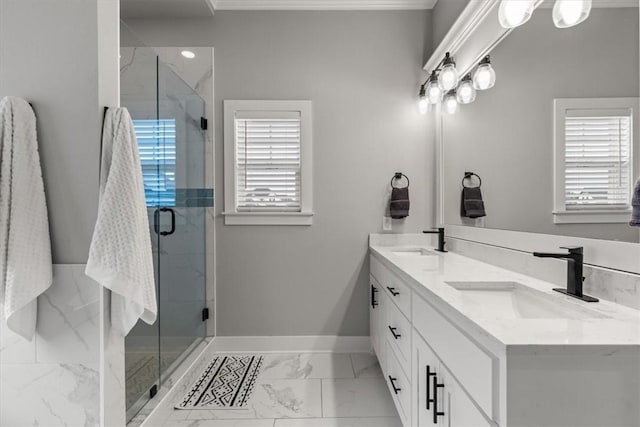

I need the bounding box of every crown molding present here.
[538,0,639,9]
[210,0,438,11]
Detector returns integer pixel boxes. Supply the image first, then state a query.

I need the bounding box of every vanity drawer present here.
[412,294,494,418]
[386,299,411,370]
[386,341,411,427]
[371,255,411,317]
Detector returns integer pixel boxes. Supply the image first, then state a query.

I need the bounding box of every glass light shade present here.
[472,63,496,90]
[498,0,535,28]
[426,79,443,104]
[418,98,428,115]
[457,79,476,104]
[553,0,592,28]
[444,92,459,115]
[439,63,459,91]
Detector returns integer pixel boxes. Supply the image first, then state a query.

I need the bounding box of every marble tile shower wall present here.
[447,238,640,311]
[0,265,100,426]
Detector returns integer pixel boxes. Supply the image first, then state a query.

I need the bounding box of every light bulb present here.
[553,0,592,28]
[425,73,443,104]
[181,50,196,59]
[418,84,428,115]
[438,54,458,91]
[444,91,459,115]
[498,0,535,28]
[457,76,476,104]
[472,56,496,90]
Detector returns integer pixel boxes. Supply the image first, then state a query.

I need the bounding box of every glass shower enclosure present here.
[120,41,208,421]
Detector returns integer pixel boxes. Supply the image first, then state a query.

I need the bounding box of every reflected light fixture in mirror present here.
[499,0,535,28]
[181,50,196,59]
[472,56,496,90]
[438,53,459,91]
[418,84,429,114]
[426,72,443,104]
[457,74,476,104]
[444,90,459,114]
[553,0,592,28]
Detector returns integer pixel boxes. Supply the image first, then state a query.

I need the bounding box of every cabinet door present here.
[413,330,441,427]
[438,365,492,427]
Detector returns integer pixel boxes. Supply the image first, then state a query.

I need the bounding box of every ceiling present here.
[120,0,439,18]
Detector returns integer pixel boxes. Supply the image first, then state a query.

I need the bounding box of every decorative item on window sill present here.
[498,0,592,29]
[460,172,486,219]
[390,172,410,219]
[418,53,496,115]
[630,177,640,227]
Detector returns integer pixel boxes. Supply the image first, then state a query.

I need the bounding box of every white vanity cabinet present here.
[369,275,387,369]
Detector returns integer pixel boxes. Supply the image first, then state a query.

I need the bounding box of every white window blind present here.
[564,114,631,210]
[235,111,302,212]
[133,119,177,207]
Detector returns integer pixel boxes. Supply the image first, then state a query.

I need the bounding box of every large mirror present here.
[442,3,640,242]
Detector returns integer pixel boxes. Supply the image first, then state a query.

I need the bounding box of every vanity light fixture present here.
[418,84,429,115]
[553,0,592,28]
[498,0,535,28]
[472,56,496,90]
[444,90,459,115]
[181,50,196,59]
[438,53,459,91]
[456,74,476,105]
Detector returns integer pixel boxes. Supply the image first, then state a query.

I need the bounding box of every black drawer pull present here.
[426,365,436,410]
[388,376,401,394]
[388,326,401,339]
[387,286,400,296]
[371,284,379,308]
[432,375,445,424]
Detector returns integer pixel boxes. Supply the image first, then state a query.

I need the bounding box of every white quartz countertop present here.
[370,234,640,350]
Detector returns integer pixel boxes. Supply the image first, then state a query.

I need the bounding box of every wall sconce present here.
[498,0,592,29]
[444,90,459,114]
[456,74,476,104]
[472,56,496,90]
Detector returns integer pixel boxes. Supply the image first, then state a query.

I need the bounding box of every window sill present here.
[552,209,631,224]
[223,211,314,226]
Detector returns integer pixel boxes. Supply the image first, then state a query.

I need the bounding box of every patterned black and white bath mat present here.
[176,355,264,410]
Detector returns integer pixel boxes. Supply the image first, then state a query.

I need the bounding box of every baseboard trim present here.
[207,335,372,353]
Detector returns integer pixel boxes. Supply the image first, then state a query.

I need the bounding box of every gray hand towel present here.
[461,187,486,218]
[390,186,410,219]
[630,178,640,226]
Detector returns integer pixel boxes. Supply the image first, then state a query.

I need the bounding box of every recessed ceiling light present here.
[181,50,196,59]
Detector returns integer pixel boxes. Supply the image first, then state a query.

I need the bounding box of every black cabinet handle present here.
[387,286,400,296]
[160,207,176,236]
[432,375,445,424]
[426,365,437,410]
[388,376,401,394]
[371,284,379,308]
[388,326,401,339]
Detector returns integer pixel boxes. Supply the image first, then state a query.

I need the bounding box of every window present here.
[223,100,313,225]
[134,119,177,207]
[553,98,639,224]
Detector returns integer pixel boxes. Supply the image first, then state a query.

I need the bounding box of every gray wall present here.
[123,11,434,336]
[0,0,102,264]
[431,0,470,53]
[442,8,640,242]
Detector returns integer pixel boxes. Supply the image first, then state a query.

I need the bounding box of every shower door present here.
[121,46,208,422]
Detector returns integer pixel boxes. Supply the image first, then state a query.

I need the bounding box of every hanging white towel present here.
[0,96,53,340]
[86,107,157,336]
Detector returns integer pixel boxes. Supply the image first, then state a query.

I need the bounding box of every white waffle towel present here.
[0,96,53,340]
[86,107,157,336]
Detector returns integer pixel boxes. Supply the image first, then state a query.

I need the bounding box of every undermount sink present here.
[391,248,436,257]
[445,281,610,320]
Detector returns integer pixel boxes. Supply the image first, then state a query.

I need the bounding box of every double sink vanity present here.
[369,233,640,427]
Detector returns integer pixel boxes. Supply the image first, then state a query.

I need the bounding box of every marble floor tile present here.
[164,420,275,427]
[185,379,322,420]
[321,378,398,418]
[350,353,382,378]
[275,417,402,427]
[260,353,355,380]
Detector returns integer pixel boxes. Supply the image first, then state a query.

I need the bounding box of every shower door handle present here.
[159,207,176,236]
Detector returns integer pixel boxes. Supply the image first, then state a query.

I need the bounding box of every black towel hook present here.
[462,171,482,188]
[391,172,409,188]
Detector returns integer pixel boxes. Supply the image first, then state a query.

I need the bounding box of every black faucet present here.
[423,227,447,253]
[532,246,598,302]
